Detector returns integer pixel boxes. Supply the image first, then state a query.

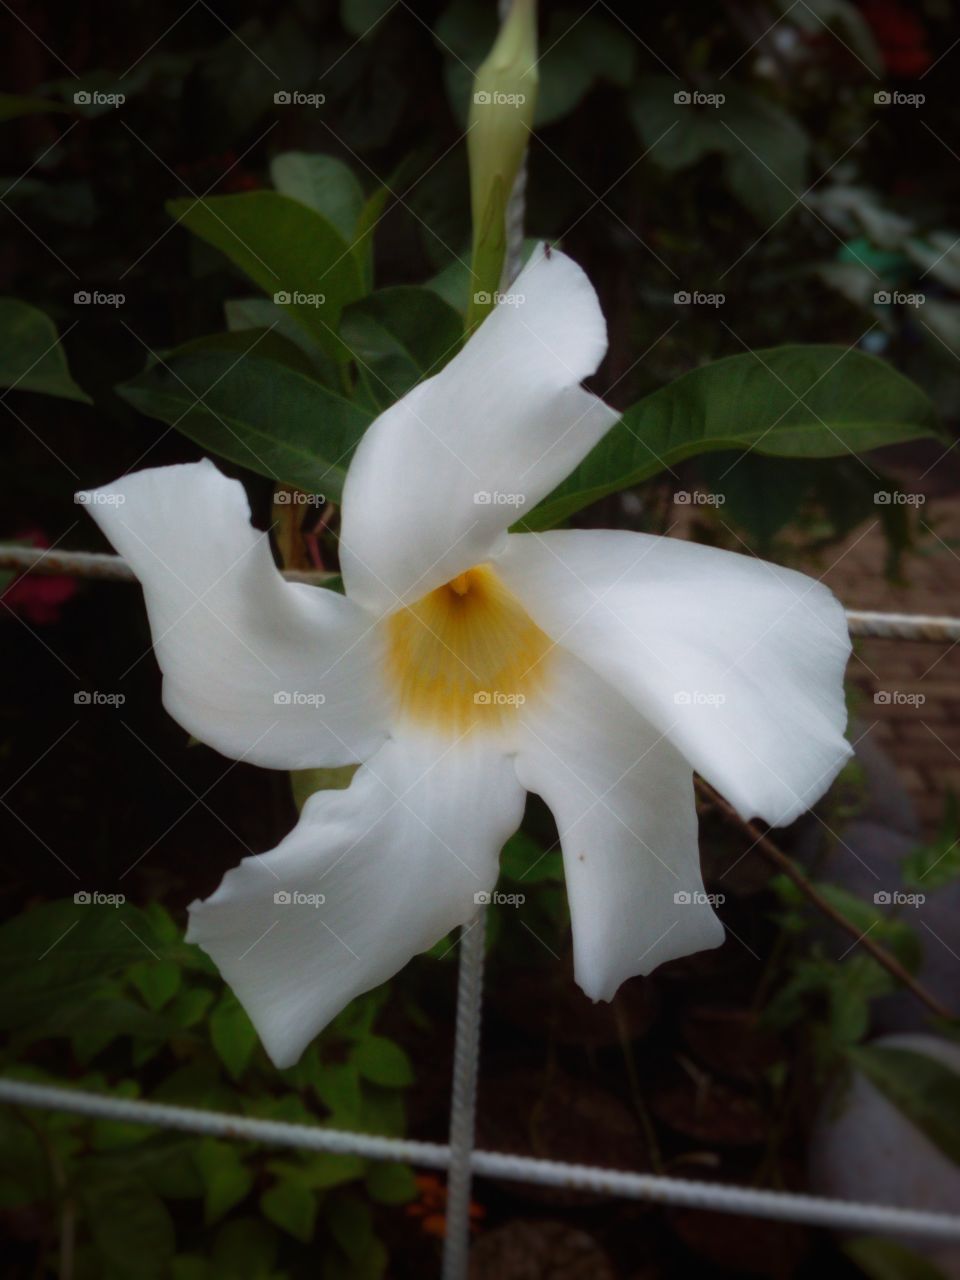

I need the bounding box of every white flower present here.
[80,248,852,1068]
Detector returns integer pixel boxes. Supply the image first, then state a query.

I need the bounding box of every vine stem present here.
[695,778,954,1022]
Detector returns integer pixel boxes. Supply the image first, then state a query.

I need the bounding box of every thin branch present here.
[696,778,955,1022]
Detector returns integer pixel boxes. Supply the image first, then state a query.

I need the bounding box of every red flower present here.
[860,0,932,77]
[1,530,77,625]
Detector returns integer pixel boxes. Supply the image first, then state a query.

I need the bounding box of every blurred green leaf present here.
[81,1172,175,1278]
[268,1151,366,1190]
[500,831,562,883]
[195,1138,255,1223]
[129,959,182,1011]
[522,346,941,530]
[364,1160,417,1204]
[118,349,372,499]
[210,994,258,1080]
[212,1217,279,1280]
[903,795,960,891]
[0,92,68,121]
[340,0,396,38]
[166,192,365,363]
[844,1236,949,1280]
[350,1035,414,1087]
[324,1193,386,1278]
[847,1045,960,1165]
[314,1061,363,1125]
[261,1177,317,1241]
[0,298,90,402]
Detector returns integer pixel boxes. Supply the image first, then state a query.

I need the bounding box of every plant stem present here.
[695,778,954,1022]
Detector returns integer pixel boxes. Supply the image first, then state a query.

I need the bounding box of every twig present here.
[696,778,955,1022]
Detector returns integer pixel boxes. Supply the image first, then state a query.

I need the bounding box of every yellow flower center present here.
[384,564,552,733]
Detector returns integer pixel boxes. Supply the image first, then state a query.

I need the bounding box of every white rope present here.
[2,545,957,642]
[442,909,487,1279]
[2,1078,959,1241]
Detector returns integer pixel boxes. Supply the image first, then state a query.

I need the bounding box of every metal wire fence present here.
[2,544,960,1277]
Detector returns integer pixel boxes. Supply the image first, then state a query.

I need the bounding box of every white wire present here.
[2,546,957,641]
[1,1078,959,1241]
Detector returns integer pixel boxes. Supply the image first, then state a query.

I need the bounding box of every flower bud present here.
[466,0,538,330]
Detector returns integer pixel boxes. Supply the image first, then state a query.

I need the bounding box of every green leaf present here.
[0,93,67,121]
[170,986,214,1029]
[340,0,396,38]
[270,152,364,244]
[522,346,941,531]
[903,795,960,891]
[166,192,365,363]
[195,1139,255,1223]
[224,296,338,382]
[261,1178,317,1242]
[350,1035,414,1087]
[364,1161,417,1204]
[844,1236,949,1280]
[268,1151,366,1190]
[81,1173,175,1278]
[314,1061,363,1125]
[118,349,373,500]
[129,959,181,1010]
[341,286,463,408]
[847,1045,960,1165]
[210,994,258,1080]
[500,831,562,883]
[212,1218,279,1280]
[325,1193,386,1277]
[0,901,161,1030]
[0,298,90,402]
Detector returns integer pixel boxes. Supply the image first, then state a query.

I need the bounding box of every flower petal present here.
[339,247,619,614]
[513,649,724,1001]
[79,461,388,768]
[498,530,852,826]
[186,731,525,1067]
